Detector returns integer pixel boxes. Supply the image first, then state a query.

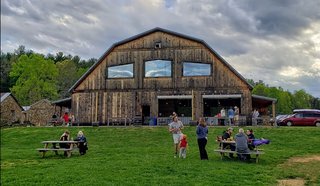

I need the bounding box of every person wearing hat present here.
[222,127,235,158]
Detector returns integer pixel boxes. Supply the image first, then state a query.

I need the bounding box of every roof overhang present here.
[252,94,277,108]
[157,95,192,99]
[52,97,71,108]
[202,94,242,99]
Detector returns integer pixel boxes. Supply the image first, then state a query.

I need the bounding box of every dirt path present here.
[277,155,320,186]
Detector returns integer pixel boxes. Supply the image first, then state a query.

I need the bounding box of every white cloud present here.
[1,0,319,97]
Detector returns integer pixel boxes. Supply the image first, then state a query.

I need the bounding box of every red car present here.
[279,109,320,127]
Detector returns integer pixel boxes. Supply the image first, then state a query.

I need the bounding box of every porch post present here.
[192,90,196,121]
[272,101,276,126]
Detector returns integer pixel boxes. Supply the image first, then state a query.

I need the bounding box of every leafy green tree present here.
[9,53,58,105]
[292,89,312,109]
[252,83,268,96]
[0,52,13,92]
[55,59,79,98]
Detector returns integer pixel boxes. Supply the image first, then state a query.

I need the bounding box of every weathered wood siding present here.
[72,31,252,124]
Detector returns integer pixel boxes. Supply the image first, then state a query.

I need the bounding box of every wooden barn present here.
[0,92,24,126]
[69,27,276,125]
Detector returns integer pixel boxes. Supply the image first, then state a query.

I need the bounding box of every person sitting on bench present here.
[235,128,250,161]
[59,130,70,156]
[222,127,236,158]
[75,131,88,155]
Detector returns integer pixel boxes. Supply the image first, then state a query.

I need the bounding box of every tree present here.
[0,52,13,92]
[55,59,79,98]
[252,83,268,96]
[9,54,58,105]
[292,89,312,109]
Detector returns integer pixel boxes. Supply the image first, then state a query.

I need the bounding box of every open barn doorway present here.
[158,99,192,117]
[203,98,241,117]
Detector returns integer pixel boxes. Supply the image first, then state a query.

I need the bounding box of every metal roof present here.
[252,94,277,103]
[157,95,192,99]
[202,94,242,99]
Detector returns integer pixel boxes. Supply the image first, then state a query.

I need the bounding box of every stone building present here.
[0,92,24,126]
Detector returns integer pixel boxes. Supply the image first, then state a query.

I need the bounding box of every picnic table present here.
[37,140,79,158]
[214,140,264,163]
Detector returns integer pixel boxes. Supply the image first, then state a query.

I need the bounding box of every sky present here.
[1,0,320,98]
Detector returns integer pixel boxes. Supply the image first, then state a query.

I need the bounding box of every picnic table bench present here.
[37,141,79,158]
[214,140,264,163]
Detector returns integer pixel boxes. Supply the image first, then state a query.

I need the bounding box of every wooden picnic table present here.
[214,140,264,163]
[37,141,79,158]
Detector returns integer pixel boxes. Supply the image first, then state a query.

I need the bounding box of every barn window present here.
[183,62,211,76]
[145,60,172,77]
[107,64,133,78]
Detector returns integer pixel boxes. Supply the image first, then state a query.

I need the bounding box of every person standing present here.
[62,112,69,126]
[234,106,240,126]
[196,117,208,160]
[228,107,235,125]
[179,134,188,159]
[220,108,226,125]
[252,109,260,126]
[168,116,184,158]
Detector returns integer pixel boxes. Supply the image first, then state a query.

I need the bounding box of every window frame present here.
[144,59,173,78]
[106,63,134,79]
[182,61,212,77]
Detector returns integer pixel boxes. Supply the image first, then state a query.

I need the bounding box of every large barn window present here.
[145,60,172,77]
[183,62,211,76]
[107,64,133,78]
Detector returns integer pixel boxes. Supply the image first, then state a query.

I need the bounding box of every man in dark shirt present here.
[222,128,235,158]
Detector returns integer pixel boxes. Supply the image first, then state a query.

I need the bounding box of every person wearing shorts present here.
[168,116,184,158]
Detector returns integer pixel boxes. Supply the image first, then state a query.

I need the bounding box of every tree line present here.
[248,79,320,114]
[1,46,319,113]
[1,46,96,105]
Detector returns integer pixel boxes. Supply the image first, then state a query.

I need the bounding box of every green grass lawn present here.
[1,126,320,186]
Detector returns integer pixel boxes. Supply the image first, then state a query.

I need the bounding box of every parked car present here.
[278,109,320,127]
[275,114,291,125]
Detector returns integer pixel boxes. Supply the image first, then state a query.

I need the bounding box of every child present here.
[75,131,88,155]
[179,134,188,159]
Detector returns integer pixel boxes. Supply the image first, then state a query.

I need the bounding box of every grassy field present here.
[1,126,320,186]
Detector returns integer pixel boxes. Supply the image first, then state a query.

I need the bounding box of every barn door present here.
[142,105,150,125]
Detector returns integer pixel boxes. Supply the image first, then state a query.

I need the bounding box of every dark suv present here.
[278,109,320,127]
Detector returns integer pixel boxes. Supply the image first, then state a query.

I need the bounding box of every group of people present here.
[59,130,88,155]
[220,127,253,160]
[168,113,209,160]
[218,107,260,126]
[168,112,268,161]
[218,106,240,125]
[51,112,75,126]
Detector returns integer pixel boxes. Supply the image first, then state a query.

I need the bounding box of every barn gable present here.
[69,28,272,125]
[69,27,252,92]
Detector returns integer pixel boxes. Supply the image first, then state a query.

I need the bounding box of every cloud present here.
[1,0,320,97]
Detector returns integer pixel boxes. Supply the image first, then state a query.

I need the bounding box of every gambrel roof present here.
[69,27,253,92]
